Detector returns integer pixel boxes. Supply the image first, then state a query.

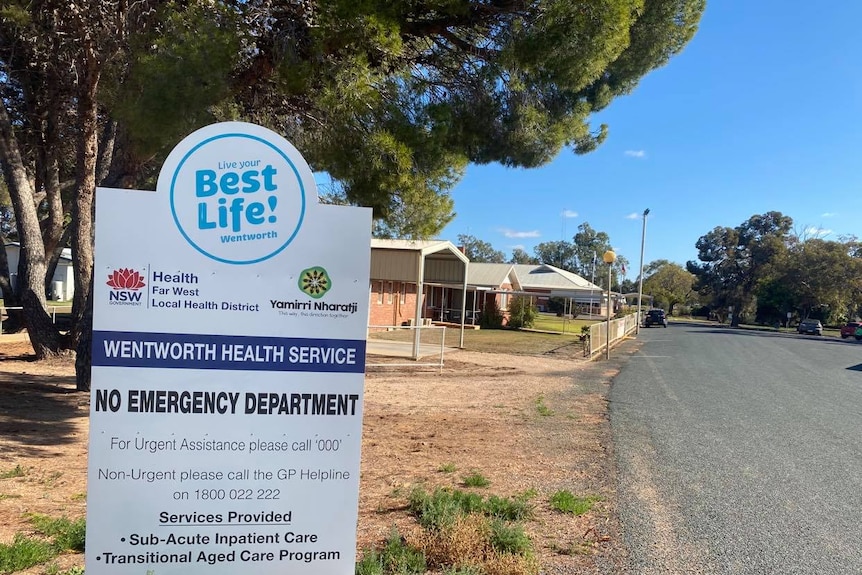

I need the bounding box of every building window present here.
[387,282,393,304]
[376,281,383,304]
[400,283,407,304]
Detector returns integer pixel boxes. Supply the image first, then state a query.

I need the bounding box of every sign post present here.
[85,122,371,574]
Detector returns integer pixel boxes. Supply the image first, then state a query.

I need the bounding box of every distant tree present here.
[754,273,796,325]
[533,240,578,271]
[510,248,539,265]
[572,223,612,277]
[619,278,638,295]
[642,261,695,314]
[687,212,792,326]
[762,238,862,323]
[644,258,672,275]
[457,234,505,263]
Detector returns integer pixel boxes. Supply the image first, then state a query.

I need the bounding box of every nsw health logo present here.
[164,124,310,265]
[107,268,145,306]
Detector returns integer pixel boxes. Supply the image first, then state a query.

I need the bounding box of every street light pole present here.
[636,208,650,334]
[603,250,617,360]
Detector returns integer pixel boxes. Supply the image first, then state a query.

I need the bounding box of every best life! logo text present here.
[196,160,278,238]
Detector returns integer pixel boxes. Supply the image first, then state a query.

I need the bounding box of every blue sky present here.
[436,0,862,277]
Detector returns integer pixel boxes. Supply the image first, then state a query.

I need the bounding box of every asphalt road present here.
[611,322,862,574]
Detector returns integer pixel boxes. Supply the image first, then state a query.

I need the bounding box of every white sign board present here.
[86,122,371,574]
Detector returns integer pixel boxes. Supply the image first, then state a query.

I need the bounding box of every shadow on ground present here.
[0,371,87,457]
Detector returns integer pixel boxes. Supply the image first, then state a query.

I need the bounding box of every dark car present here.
[644,309,668,328]
[797,319,823,335]
[840,321,862,338]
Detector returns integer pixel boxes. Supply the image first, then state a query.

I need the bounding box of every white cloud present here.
[805,226,833,238]
[500,228,541,239]
[561,210,579,218]
[821,212,837,218]
[624,150,646,158]
[624,213,640,220]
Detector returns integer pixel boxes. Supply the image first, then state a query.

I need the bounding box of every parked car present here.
[855,326,862,341]
[840,321,862,339]
[797,319,823,335]
[644,309,668,328]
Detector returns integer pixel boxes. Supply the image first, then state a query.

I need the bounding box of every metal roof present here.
[510,264,603,292]
[465,263,519,288]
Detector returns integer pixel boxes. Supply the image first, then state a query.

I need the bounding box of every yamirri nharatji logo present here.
[298,267,331,298]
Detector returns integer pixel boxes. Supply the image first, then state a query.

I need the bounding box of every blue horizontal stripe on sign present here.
[92,330,366,373]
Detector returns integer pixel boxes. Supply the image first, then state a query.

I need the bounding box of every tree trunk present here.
[75,281,93,391]
[70,43,100,349]
[0,100,63,356]
[730,301,741,327]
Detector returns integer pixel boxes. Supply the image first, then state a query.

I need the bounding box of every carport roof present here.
[370,239,469,286]
[370,238,469,263]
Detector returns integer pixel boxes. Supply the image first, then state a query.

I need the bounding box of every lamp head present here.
[602,250,617,264]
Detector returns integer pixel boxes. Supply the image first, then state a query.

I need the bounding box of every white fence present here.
[0,305,72,335]
[587,313,639,358]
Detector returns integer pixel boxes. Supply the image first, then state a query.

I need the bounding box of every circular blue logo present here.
[169,132,307,265]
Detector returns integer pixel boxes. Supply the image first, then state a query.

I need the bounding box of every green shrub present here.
[28,515,86,552]
[0,465,26,479]
[480,299,504,329]
[355,549,384,575]
[489,520,532,555]
[507,297,537,329]
[409,488,483,530]
[534,395,553,417]
[409,488,461,530]
[461,472,490,488]
[409,487,534,528]
[356,529,426,575]
[485,494,534,522]
[406,487,538,575]
[380,528,426,574]
[549,491,601,516]
[0,534,56,573]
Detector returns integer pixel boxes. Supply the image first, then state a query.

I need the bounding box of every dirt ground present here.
[0,336,636,574]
